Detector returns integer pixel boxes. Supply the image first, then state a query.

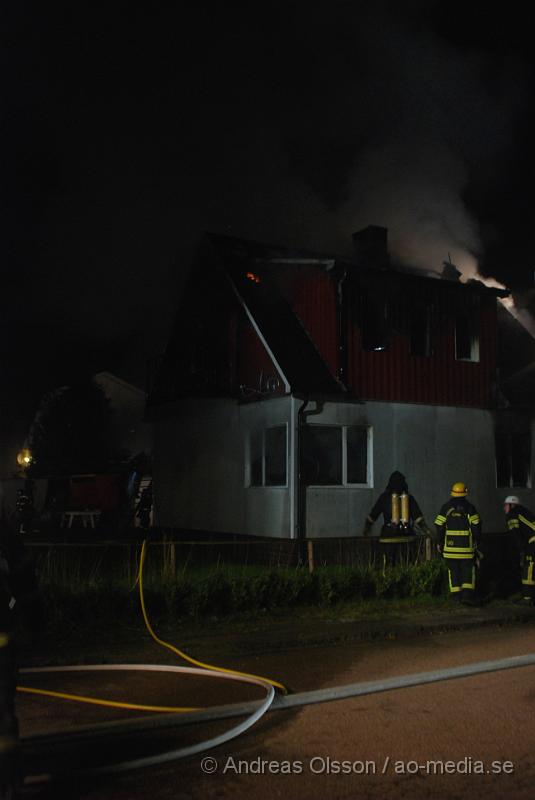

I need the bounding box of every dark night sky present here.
[2,1,535,433]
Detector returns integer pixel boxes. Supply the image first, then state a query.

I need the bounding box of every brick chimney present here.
[352,225,389,270]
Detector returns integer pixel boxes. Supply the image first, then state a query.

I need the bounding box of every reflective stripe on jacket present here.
[434,500,481,560]
[506,505,535,551]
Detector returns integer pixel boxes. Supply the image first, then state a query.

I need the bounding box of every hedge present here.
[38,560,447,629]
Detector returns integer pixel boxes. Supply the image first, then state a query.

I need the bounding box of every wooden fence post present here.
[425,535,432,561]
[307,540,314,574]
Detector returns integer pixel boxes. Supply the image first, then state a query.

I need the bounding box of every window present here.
[302,426,342,485]
[410,306,433,357]
[248,425,287,487]
[455,312,479,362]
[357,283,390,353]
[250,431,263,486]
[495,428,531,488]
[265,426,287,485]
[301,424,371,486]
[346,426,369,484]
[361,297,389,352]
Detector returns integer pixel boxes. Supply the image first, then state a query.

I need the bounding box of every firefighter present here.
[503,496,535,606]
[1,520,42,799]
[435,482,481,605]
[135,482,153,529]
[15,490,33,535]
[363,470,431,569]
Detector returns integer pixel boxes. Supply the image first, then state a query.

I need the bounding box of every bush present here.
[407,560,446,597]
[37,558,448,630]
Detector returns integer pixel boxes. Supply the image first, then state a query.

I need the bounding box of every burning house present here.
[148,228,530,538]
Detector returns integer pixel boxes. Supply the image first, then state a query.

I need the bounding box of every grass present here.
[25,540,515,633]
[14,545,526,667]
[29,541,449,635]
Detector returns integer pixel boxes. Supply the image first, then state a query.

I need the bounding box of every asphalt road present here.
[17,621,535,799]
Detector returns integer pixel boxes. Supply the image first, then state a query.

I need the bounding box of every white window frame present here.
[305,424,373,488]
[246,424,288,488]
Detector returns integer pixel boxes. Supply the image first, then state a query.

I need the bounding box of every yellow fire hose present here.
[17,539,287,714]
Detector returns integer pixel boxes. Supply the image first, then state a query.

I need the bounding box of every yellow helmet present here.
[451,482,468,497]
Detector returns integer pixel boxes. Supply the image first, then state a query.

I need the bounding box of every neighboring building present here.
[93,371,153,465]
[1,372,154,523]
[23,371,152,472]
[148,228,528,538]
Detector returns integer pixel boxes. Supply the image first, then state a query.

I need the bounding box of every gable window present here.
[249,425,287,487]
[455,309,479,362]
[302,424,372,486]
[495,419,531,489]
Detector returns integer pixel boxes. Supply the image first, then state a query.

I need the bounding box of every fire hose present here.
[18,540,286,782]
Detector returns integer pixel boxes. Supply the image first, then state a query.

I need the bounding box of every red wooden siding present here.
[346,279,497,408]
[347,310,496,406]
[229,261,498,409]
[290,271,339,377]
[271,267,340,377]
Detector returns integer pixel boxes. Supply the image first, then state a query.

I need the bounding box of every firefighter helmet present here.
[451,482,468,497]
[504,495,520,505]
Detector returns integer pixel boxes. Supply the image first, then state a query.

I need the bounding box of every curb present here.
[192,606,535,657]
[18,605,535,668]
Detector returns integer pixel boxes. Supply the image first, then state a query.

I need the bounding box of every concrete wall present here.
[152,396,293,537]
[302,398,535,536]
[153,395,535,538]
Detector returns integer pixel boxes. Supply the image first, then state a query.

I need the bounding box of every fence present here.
[27,527,521,597]
[28,534,435,585]
[26,532,522,621]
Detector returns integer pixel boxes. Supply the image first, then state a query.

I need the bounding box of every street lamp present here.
[16,448,32,468]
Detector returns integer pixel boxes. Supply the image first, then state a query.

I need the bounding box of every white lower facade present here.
[152,395,535,537]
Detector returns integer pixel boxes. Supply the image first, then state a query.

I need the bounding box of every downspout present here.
[296,395,310,545]
[337,269,348,385]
